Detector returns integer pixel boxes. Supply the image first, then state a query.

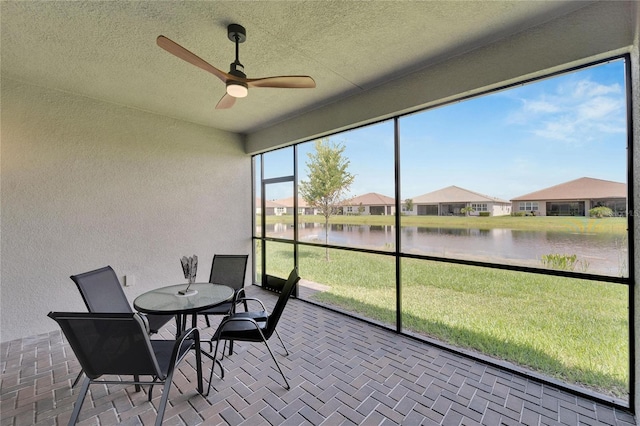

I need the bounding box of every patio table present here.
[134,283,234,335]
[134,282,234,380]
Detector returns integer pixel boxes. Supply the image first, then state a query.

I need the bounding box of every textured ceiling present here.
[1,1,594,135]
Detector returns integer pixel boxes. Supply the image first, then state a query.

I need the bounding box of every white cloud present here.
[576,96,623,122]
[570,80,621,99]
[509,77,625,143]
[522,99,561,114]
[533,118,576,142]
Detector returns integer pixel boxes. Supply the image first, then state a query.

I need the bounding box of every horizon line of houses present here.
[257,177,627,218]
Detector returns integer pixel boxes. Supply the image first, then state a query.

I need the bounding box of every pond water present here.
[264,223,628,277]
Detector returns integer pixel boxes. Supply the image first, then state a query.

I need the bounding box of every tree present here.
[460,206,475,216]
[299,139,355,260]
[404,198,413,213]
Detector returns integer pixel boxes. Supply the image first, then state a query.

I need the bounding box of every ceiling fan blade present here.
[215,93,236,109]
[246,76,316,89]
[157,35,230,83]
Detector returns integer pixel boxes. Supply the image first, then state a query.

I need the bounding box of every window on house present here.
[519,202,539,211]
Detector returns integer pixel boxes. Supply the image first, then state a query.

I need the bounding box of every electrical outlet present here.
[124,275,135,287]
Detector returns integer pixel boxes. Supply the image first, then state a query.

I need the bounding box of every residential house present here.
[409,186,511,216]
[273,197,318,215]
[511,177,627,216]
[342,192,395,215]
[255,198,286,216]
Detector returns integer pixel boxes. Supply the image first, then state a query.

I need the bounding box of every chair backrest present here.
[209,255,248,291]
[265,268,300,338]
[70,266,133,313]
[48,312,162,379]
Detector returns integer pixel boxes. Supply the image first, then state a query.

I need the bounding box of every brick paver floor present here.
[1,286,636,425]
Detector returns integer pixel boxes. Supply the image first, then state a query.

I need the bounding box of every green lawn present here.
[260,240,629,399]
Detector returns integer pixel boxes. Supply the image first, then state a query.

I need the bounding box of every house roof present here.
[256,198,285,208]
[411,186,510,204]
[511,177,627,201]
[345,192,395,206]
[273,197,311,208]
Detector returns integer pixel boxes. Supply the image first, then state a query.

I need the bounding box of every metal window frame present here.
[251,53,635,412]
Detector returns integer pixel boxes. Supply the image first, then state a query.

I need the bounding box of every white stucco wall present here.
[0,79,251,342]
[489,204,511,217]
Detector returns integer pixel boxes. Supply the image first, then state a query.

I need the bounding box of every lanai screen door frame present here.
[255,147,299,296]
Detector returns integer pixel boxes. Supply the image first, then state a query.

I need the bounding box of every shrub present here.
[541,253,578,270]
[540,253,589,272]
[460,206,475,215]
[479,212,490,217]
[589,206,614,218]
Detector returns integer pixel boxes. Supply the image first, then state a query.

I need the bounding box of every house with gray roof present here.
[408,186,511,217]
[343,192,395,215]
[510,177,626,216]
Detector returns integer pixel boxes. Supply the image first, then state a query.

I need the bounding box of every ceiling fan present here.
[157,24,316,109]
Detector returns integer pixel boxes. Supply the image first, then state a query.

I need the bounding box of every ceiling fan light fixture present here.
[226,81,248,98]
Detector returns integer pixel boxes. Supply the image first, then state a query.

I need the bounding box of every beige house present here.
[273,197,318,215]
[256,198,287,216]
[409,186,511,217]
[511,177,627,216]
[343,192,395,215]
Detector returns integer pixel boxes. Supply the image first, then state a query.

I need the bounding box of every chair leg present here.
[148,377,159,401]
[154,376,172,426]
[71,369,84,387]
[69,376,91,425]
[261,337,290,390]
[206,338,225,396]
[208,335,231,355]
[194,336,203,395]
[220,340,228,360]
[274,329,289,355]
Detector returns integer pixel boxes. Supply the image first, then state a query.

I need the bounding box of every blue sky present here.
[261,59,627,202]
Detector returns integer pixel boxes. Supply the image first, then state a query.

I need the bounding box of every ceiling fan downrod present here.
[227,23,246,79]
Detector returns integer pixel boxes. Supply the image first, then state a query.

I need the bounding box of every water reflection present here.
[263,222,628,276]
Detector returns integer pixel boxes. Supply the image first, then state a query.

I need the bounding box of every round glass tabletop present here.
[133,283,234,315]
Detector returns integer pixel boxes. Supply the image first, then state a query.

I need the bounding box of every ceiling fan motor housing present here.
[229,62,246,79]
[227,24,246,43]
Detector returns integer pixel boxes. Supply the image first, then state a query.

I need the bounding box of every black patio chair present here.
[69,266,173,386]
[48,311,203,426]
[207,268,300,394]
[71,266,173,333]
[197,255,249,328]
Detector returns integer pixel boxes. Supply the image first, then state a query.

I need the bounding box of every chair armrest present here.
[231,297,268,314]
[218,316,263,332]
[233,288,246,302]
[170,327,200,368]
[138,313,151,334]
